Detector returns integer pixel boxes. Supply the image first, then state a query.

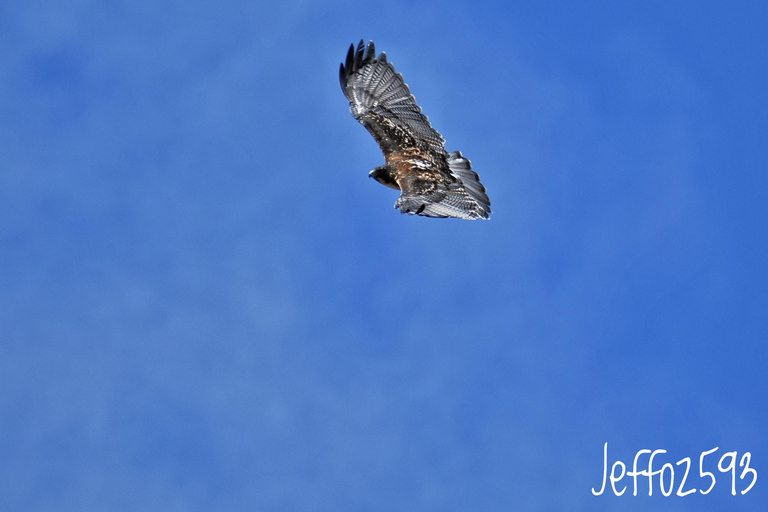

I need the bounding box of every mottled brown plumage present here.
[340,40,491,220]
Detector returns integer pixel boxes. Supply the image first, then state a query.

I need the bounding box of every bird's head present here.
[369,165,399,190]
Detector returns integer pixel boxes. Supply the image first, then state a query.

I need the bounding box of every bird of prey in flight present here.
[340,40,491,220]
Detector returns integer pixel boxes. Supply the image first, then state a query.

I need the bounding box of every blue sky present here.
[1,1,767,510]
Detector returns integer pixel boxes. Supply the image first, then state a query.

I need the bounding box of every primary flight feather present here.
[340,40,491,220]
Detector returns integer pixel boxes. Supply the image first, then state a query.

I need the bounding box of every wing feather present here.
[394,152,491,220]
[340,40,446,157]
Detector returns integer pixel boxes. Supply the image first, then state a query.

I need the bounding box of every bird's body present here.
[340,40,491,220]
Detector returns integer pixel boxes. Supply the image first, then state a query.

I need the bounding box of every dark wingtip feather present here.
[344,43,354,73]
[354,40,365,70]
[342,40,382,78]
[364,41,376,63]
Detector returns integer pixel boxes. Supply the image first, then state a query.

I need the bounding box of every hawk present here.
[340,40,491,220]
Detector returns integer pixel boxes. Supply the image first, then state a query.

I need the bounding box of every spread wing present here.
[339,40,446,158]
[340,40,491,220]
[394,151,491,219]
